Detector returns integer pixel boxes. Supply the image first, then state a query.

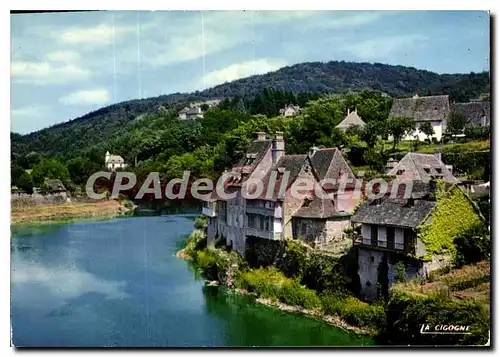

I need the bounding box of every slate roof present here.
[336,111,366,130]
[309,148,356,188]
[257,154,307,200]
[227,139,272,187]
[293,197,350,219]
[389,95,450,122]
[388,152,460,184]
[351,198,436,228]
[451,102,490,126]
[44,178,66,192]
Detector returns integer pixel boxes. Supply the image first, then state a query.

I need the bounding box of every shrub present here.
[194,216,208,231]
[395,262,406,283]
[237,268,287,300]
[279,280,321,310]
[281,240,308,278]
[184,229,207,257]
[302,252,349,294]
[453,222,491,267]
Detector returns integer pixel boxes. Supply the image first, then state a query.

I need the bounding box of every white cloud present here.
[11,47,90,86]
[199,59,287,89]
[11,105,52,133]
[11,105,46,118]
[45,50,81,63]
[343,34,429,60]
[54,23,135,47]
[59,89,110,105]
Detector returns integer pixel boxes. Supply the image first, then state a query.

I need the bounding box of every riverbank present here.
[177,220,491,346]
[11,199,133,225]
[175,228,377,336]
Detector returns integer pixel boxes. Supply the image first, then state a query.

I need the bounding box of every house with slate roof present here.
[351,181,484,300]
[335,108,366,132]
[389,94,450,141]
[451,101,490,127]
[388,152,460,184]
[204,131,363,256]
[105,151,127,171]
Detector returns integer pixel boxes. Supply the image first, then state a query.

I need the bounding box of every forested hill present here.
[12,60,489,160]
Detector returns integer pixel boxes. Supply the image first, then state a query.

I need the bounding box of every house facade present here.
[178,106,204,120]
[351,182,484,300]
[279,104,300,117]
[203,131,363,257]
[388,94,450,141]
[335,108,366,132]
[105,151,127,171]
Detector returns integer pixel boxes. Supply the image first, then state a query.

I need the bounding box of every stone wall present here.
[244,236,284,268]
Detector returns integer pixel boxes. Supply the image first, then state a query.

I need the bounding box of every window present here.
[435,168,442,174]
[397,170,404,175]
[424,168,430,174]
[386,227,395,250]
[371,225,378,246]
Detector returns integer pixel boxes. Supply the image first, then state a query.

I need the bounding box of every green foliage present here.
[183,229,207,258]
[395,262,406,283]
[279,281,322,310]
[419,121,435,141]
[194,216,208,231]
[320,293,386,330]
[384,289,490,345]
[31,158,70,187]
[453,222,490,268]
[281,240,308,278]
[464,125,490,140]
[301,252,350,294]
[387,117,416,148]
[417,186,484,260]
[447,111,468,134]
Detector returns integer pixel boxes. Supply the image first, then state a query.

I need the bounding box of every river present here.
[11,215,374,347]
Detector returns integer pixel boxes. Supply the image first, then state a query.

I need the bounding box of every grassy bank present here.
[177,218,490,345]
[11,199,133,225]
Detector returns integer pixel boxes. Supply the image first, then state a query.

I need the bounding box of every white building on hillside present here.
[105,151,127,171]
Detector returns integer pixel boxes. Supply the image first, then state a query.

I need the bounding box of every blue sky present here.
[11,10,490,134]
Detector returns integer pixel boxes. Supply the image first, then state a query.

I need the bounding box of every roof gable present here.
[389,152,459,184]
[336,111,366,129]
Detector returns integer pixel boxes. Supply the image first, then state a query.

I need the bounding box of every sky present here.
[11,10,490,134]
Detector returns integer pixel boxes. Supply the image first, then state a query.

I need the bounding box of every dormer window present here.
[435,168,442,174]
[302,198,312,207]
[424,168,430,174]
[397,169,404,175]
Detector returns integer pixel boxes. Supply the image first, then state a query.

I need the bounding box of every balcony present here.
[201,202,217,217]
[246,227,282,240]
[353,236,409,253]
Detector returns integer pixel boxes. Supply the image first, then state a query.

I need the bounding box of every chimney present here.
[256,131,266,141]
[413,93,419,99]
[433,151,442,162]
[272,131,285,164]
[308,146,319,157]
[347,108,350,115]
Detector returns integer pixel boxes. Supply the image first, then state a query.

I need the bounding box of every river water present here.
[11,215,374,347]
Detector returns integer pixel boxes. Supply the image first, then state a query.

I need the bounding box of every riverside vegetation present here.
[177,216,491,345]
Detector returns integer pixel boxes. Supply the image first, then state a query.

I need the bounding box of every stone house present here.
[335,108,366,132]
[204,131,363,256]
[387,152,459,184]
[178,106,204,120]
[388,94,450,141]
[450,101,490,127]
[351,181,484,300]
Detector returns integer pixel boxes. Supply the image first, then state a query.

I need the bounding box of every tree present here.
[419,121,435,143]
[31,158,70,186]
[387,117,415,149]
[447,111,468,135]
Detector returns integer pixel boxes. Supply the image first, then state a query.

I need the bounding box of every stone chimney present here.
[347,108,350,115]
[308,146,319,157]
[256,131,266,141]
[433,151,442,162]
[272,131,285,164]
